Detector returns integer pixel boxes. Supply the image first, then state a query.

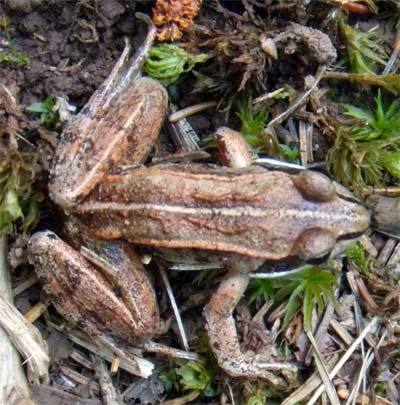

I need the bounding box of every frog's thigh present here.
[203,269,297,384]
[28,231,158,342]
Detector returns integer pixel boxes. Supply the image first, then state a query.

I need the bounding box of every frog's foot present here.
[203,270,298,385]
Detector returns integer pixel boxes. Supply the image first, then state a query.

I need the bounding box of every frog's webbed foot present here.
[203,270,298,385]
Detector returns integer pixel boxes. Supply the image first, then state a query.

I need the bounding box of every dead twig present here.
[92,355,123,404]
[306,316,379,405]
[0,293,49,384]
[0,236,35,404]
[266,65,327,130]
[168,101,217,122]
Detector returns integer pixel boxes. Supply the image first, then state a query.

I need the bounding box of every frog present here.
[27,17,370,384]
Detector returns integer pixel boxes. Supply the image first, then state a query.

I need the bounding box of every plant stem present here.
[0,236,34,405]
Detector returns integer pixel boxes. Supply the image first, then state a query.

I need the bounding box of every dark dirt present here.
[1,1,148,107]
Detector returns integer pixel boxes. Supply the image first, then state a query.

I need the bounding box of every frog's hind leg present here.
[203,269,297,385]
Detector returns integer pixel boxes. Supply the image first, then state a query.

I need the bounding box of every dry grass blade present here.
[267,65,327,129]
[281,355,338,405]
[306,330,340,405]
[382,21,400,74]
[323,71,400,95]
[49,323,154,376]
[306,316,379,404]
[305,304,335,365]
[159,267,189,351]
[162,390,200,405]
[345,330,388,405]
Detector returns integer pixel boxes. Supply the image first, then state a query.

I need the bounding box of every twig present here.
[24,302,48,323]
[266,65,327,129]
[330,318,354,347]
[306,316,379,405]
[299,120,314,167]
[12,274,38,297]
[141,340,200,361]
[168,101,217,122]
[92,355,123,405]
[306,330,340,405]
[59,365,100,393]
[70,349,94,370]
[253,87,286,104]
[0,294,49,383]
[0,236,35,404]
[162,390,200,405]
[49,323,154,376]
[382,20,400,75]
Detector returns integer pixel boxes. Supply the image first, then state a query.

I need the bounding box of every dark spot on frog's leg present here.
[213,342,221,351]
[294,227,336,261]
[292,171,336,202]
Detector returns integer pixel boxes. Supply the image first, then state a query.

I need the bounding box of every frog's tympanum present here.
[28,26,370,384]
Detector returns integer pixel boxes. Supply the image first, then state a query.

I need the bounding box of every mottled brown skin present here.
[28,231,159,344]
[75,164,370,266]
[50,77,168,209]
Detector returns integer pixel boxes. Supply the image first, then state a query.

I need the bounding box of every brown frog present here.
[27,21,370,384]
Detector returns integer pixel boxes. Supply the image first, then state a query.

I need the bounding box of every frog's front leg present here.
[203,268,297,385]
[204,128,298,383]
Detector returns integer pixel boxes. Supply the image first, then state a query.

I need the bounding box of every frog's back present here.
[76,164,370,263]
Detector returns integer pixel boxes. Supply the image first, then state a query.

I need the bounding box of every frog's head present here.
[292,171,371,262]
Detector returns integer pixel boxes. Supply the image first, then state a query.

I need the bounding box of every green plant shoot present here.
[248,266,337,332]
[144,44,208,86]
[339,18,387,74]
[346,243,370,275]
[327,91,400,187]
[0,17,29,65]
[26,97,57,126]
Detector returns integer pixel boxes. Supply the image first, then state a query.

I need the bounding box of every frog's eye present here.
[294,227,336,261]
[292,171,336,202]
